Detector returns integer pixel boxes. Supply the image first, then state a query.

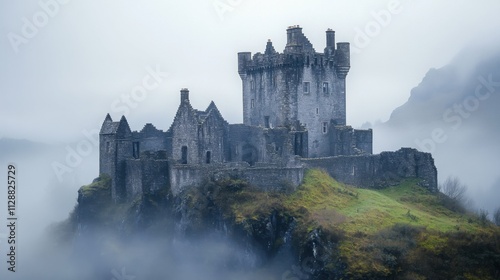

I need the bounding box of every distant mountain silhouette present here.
[376,46,500,212]
[385,47,500,133]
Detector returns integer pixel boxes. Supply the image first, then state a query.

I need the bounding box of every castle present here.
[99,26,438,202]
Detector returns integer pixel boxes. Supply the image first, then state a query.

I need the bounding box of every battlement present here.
[238,27,350,75]
[96,25,436,204]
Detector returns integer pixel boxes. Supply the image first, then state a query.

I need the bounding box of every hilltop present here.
[51,169,500,280]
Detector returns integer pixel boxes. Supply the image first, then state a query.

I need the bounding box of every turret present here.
[237,52,251,77]
[335,42,350,79]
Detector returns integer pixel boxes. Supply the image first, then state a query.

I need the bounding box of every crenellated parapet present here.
[95,25,437,205]
[238,26,350,77]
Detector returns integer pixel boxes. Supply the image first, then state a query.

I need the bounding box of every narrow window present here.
[322,122,328,134]
[323,82,329,94]
[264,116,270,128]
[351,166,355,176]
[316,108,319,115]
[181,146,188,164]
[206,151,211,164]
[250,77,254,90]
[251,99,255,108]
[133,142,140,159]
[106,142,111,153]
[303,82,310,94]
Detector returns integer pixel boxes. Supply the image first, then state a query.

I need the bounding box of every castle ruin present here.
[99,26,437,202]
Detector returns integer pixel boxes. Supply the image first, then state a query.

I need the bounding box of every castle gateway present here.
[99,26,436,202]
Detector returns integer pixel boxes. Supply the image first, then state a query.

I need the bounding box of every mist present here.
[2,0,500,278]
[372,45,500,215]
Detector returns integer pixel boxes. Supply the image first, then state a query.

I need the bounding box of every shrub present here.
[494,208,500,226]
[438,176,468,213]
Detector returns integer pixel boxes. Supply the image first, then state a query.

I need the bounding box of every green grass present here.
[279,169,499,278]
[222,169,495,238]
[79,174,111,199]
[283,169,490,235]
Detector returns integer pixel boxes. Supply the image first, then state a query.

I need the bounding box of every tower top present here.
[180,88,189,103]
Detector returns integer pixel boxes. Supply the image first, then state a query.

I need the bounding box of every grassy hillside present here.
[286,169,488,234]
[224,169,500,279]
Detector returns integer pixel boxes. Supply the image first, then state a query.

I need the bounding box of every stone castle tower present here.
[238,25,371,157]
[98,26,437,203]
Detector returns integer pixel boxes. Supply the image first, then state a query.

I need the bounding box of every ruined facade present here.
[99,26,437,202]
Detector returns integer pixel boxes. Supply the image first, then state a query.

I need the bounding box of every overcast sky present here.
[2,0,500,143]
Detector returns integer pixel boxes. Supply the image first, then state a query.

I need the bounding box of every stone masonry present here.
[99,26,437,202]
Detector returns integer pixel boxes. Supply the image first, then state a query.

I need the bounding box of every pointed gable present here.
[169,89,199,132]
[100,113,120,134]
[116,115,132,138]
[203,101,227,125]
[264,39,276,55]
[140,123,164,137]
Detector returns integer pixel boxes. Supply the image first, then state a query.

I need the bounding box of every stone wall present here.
[169,163,304,196]
[227,124,266,165]
[353,129,373,155]
[169,164,211,196]
[197,108,228,164]
[124,158,169,198]
[109,146,438,202]
[329,125,373,156]
[212,165,304,193]
[302,148,438,192]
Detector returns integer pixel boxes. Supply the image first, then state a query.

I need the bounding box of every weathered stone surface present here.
[97,26,436,202]
[302,148,438,192]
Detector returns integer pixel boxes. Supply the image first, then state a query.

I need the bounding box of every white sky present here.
[2,0,500,143]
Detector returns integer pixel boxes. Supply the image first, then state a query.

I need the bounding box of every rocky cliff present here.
[48,169,500,280]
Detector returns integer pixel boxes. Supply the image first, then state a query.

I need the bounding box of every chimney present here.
[180,88,189,103]
[286,25,303,46]
[326,28,335,48]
